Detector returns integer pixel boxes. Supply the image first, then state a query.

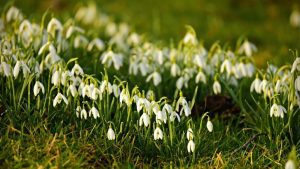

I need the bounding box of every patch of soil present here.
[192,95,240,119]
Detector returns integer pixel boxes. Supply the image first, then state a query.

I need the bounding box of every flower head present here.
[107,127,116,140]
[33,81,45,96]
[187,140,195,153]
[154,127,163,140]
[53,93,68,107]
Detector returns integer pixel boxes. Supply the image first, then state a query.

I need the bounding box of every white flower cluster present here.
[0,6,217,154]
[250,57,300,118]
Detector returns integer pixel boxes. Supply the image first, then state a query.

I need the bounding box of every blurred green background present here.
[1,0,299,67]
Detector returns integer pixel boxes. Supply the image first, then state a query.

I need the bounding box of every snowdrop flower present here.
[291,58,300,73]
[47,18,63,37]
[195,71,207,84]
[53,93,68,107]
[250,77,262,93]
[176,96,191,117]
[163,104,180,122]
[80,108,87,119]
[91,88,102,100]
[112,84,120,98]
[220,59,232,76]
[154,127,163,140]
[238,40,257,57]
[120,89,131,106]
[259,79,268,94]
[82,84,92,98]
[2,62,11,77]
[156,111,167,124]
[101,50,123,70]
[74,35,89,48]
[183,31,197,45]
[127,32,140,46]
[295,76,300,91]
[13,61,21,78]
[67,84,78,97]
[66,26,85,39]
[207,120,213,132]
[107,127,116,140]
[171,63,181,77]
[186,128,194,140]
[213,81,221,94]
[187,140,195,153]
[19,20,33,48]
[176,76,184,89]
[270,103,287,118]
[139,113,150,127]
[146,71,162,86]
[136,98,151,113]
[285,159,296,169]
[6,6,23,22]
[89,107,100,119]
[71,64,84,76]
[76,106,81,118]
[245,63,255,77]
[33,81,45,96]
[290,9,300,28]
[51,70,61,86]
[238,62,248,77]
[87,38,105,51]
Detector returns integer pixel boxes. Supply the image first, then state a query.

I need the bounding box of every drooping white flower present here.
[51,70,61,86]
[66,25,85,39]
[186,128,194,140]
[71,64,84,76]
[250,77,261,93]
[291,58,300,73]
[47,18,63,37]
[80,108,87,119]
[156,111,167,124]
[2,62,11,77]
[154,127,163,140]
[74,35,89,48]
[107,127,116,140]
[82,84,91,98]
[101,50,123,70]
[87,38,105,51]
[33,81,45,96]
[112,84,120,98]
[162,103,180,122]
[146,71,162,86]
[195,71,206,84]
[270,103,287,118]
[76,106,81,118]
[13,61,21,78]
[295,76,300,92]
[176,96,191,117]
[6,6,23,22]
[285,159,296,169]
[207,120,213,132]
[213,80,221,94]
[290,9,300,28]
[53,93,68,107]
[120,89,131,106]
[171,63,181,77]
[139,113,150,127]
[176,76,184,89]
[220,59,232,76]
[187,140,195,153]
[89,107,100,119]
[67,84,78,97]
[238,40,257,57]
[183,31,197,45]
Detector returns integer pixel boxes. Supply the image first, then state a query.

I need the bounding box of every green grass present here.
[0,0,299,168]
